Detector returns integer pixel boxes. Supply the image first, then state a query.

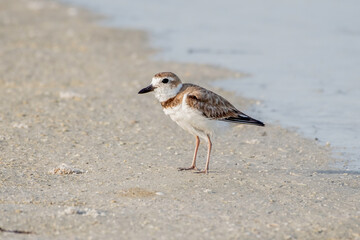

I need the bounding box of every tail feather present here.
[221,115,265,126]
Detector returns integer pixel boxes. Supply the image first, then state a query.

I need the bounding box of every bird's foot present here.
[194,169,208,174]
[178,166,199,171]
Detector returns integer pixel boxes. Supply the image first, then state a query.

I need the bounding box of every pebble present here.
[49,163,86,175]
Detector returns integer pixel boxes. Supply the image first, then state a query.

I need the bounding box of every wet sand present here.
[0,0,359,239]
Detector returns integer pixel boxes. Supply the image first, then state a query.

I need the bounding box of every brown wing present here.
[185,84,264,126]
[185,84,238,118]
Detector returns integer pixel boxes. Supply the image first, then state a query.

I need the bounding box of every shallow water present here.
[60,0,360,170]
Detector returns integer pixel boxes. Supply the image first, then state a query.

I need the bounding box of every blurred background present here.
[60,0,360,170]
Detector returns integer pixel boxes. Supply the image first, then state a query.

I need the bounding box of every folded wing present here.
[185,84,264,127]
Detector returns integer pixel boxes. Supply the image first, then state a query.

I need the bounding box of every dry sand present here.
[0,0,359,239]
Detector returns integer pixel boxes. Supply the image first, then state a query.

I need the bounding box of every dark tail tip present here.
[221,116,265,126]
[251,119,265,127]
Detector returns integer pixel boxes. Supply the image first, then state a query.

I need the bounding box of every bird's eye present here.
[162,78,169,84]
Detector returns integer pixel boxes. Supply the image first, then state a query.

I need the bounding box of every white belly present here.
[163,97,228,140]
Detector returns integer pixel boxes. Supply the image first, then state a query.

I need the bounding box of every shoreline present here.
[0,0,359,239]
[58,0,360,170]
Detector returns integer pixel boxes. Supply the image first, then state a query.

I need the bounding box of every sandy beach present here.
[0,0,359,239]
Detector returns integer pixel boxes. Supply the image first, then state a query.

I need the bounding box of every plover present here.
[138,72,264,174]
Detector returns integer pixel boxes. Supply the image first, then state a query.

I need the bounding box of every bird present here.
[138,72,264,174]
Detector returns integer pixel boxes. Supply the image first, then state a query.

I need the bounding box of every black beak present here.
[138,84,154,94]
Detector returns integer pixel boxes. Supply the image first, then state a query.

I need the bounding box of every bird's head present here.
[138,72,183,102]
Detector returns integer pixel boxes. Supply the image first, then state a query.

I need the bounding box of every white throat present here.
[154,83,183,102]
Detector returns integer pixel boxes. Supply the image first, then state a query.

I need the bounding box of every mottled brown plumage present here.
[161,84,255,122]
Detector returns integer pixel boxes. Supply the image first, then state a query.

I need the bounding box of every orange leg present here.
[195,135,212,174]
[178,136,200,171]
